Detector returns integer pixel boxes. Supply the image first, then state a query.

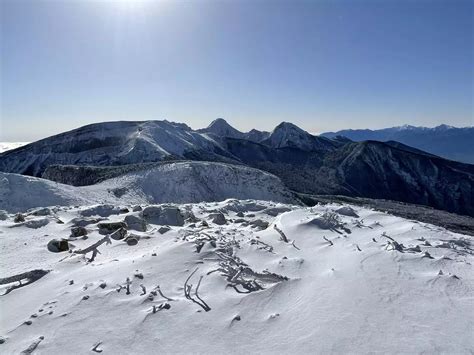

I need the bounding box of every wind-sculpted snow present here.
[0,200,472,353]
[0,162,297,212]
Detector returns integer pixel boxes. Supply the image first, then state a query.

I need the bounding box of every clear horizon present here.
[1,0,473,141]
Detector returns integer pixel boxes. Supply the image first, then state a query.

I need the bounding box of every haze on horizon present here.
[1,0,472,142]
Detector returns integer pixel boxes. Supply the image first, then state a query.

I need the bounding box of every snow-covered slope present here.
[0,162,297,212]
[0,200,472,353]
[0,121,232,176]
[0,142,28,153]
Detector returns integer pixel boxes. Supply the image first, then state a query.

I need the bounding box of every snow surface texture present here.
[0,162,297,212]
[0,200,472,353]
[0,143,28,153]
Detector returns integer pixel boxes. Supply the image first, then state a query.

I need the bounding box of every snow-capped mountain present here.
[321,124,474,164]
[261,122,339,151]
[198,118,247,140]
[0,119,473,216]
[198,118,270,142]
[0,121,235,176]
[0,199,472,353]
[0,161,297,213]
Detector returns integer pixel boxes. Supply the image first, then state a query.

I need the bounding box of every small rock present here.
[82,295,90,300]
[126,237,138,246]
[158,226,171,234]
[47,239,69,253]
[14,213,25,223]
[70,226,87,238]
[132,205,143,212]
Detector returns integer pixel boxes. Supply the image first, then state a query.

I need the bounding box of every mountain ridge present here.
[321,124,474,163]
[1,119,473,216]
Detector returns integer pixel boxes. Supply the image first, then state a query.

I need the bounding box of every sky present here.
[0,0,473,141]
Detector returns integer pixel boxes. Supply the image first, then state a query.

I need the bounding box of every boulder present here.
[70,226,88,238]
[110,227,128,240]
[80,205,121,217]
[249,219,269,230]
[0,210,8,221]
[70,217,105,227]
[124,215,147,232]
[98,221,128,235]
[47,239,69,252]
[209,213,226,225]
[14,213,25,223]
[158,226,171,234]
[142,206,184,226]
[29,207,52,216]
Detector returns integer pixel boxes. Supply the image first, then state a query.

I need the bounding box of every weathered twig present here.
[291,240,300,250]
[323,236,333,246]
[184,268,211,312]
[91,341,103,353]
[274,225,289,243]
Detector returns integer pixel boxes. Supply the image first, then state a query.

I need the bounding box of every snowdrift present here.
[0,200,472,353]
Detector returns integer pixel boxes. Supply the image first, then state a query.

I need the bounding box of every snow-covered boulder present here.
[142,206,184,226]
[124,215,147,232]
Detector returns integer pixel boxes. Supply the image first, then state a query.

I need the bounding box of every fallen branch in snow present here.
[20,336,44,354]
[0,270,50,296]
[291,240,301,250]
[91,341,103,353]
[274,225,289,243]
[381,232,394,241]
[156,285,174,301]
[250,239,274,253]
[212,251,287,294]
[72,235,111,262]
[323,236,333,246]
[184,268,211,312]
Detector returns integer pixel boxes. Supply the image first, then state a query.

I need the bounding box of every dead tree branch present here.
[184,268,211,312]
[274,225,289,243]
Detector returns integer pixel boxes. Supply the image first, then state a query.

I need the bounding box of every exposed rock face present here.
[142,206,184,226]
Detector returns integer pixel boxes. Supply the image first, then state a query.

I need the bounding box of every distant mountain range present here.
[322,124,474,164]
[0,119,473,216]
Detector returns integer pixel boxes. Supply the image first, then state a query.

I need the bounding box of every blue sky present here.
[1,0,472,141]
